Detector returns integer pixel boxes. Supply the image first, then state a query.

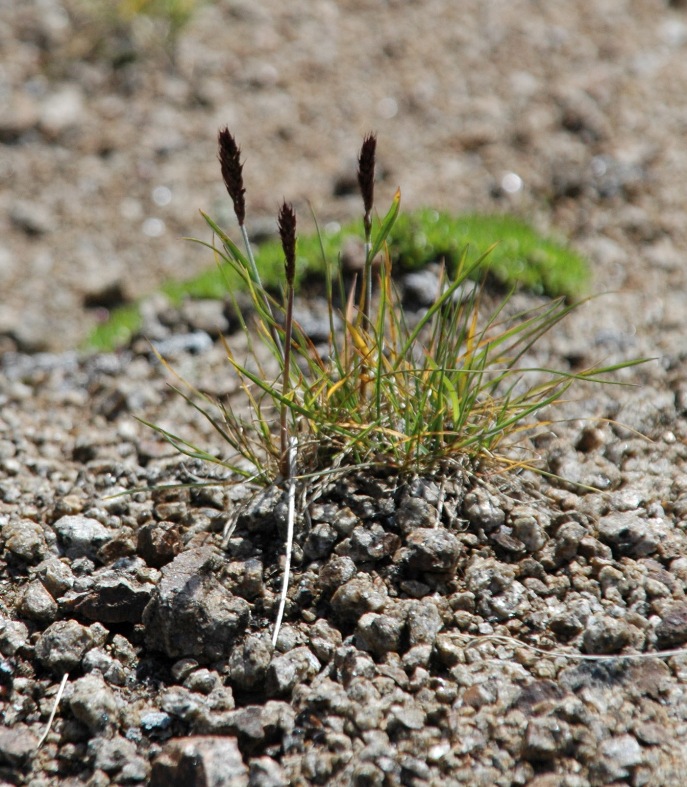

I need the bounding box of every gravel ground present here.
[4,1,687,785]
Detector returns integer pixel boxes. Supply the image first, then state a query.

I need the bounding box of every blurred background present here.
[1,0,686,352]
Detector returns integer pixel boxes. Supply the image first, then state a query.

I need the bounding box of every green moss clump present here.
[84,209,589,352]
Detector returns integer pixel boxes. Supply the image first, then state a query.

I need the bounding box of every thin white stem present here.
[37,672,69,749]
[272,436,298,647]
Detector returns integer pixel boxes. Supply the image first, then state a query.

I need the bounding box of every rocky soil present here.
[4,0,687,785]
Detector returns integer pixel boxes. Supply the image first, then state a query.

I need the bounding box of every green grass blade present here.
[368,188,401,263]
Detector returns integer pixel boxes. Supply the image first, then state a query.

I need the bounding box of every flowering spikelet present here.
[278,201,297,285]
[357,132,377,237]
[278,200,297,481]
[218,127,246,226]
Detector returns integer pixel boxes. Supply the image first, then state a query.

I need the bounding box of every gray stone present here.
[331,506,359,536]
[0,725,38,766]
[81,648,133,686]
[395,496,437,533]
[9,200,56,236]
[510,505,548,552]
[591,734,643,782]
[272,624,306,653]
[402,643,433,669]
[303,523,338,560]
[403,268,442,307]
[553,521,587,563]
[161,686,203,721]
[308,618,343,663]
[635,721,669,746]
[236,485,284,534]
[184,668,221,695]
[463,557,527,620]
[0,619,29,656]
[463,486,507,532]
[549,449,622,492]
[266,645,320,696]
[111,633,137,667]
[226,633,273,691]
[345,523,400,562]
[350,686,384,732]
[614,387,676,437]
[39,85,85,138]
[69,673,119,734]
[249,756,288,787]
[53,515,113,559]
[180,299,230,337]
[82,648,115,676]
[522,716,573,762]
[193,701,294,741]
[120,756,151,783]
[351,762,384,786]
[140,711,173,735]
[330,574,388,622]
[488,579,527,620]
[35,557,75,597]
[355,612,404,656]
[582,615,633,655]
[35,620,94,673]
[137,521,182,568]
[230,557,264,600]
[400,528,461,573]
[655,603,687,649]
[90,735,138,774]
[334,645,377,686]
[387,703,426,732]
[3,519,47,563]
[310,503,358,534]
[142,547,250,661]
[291,298,339,344]
[598,512,661,558]
[405,599,443,646]
[150,736,248,787]
[151,331,213,357]
[317,555,357,593]
[301,751,338,784]
[70,566,154,624]
[464,556,515,598]
[19,580,58,624]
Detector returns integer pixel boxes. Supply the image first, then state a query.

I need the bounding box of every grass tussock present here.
[140,130,642,488]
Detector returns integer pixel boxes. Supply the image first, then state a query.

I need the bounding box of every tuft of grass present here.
[140,131,640,486]
[139,131,645,644]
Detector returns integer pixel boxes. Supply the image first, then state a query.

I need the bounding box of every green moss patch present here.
[85,209,588,352]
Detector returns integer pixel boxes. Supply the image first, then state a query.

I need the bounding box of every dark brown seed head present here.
[357,132,377,218]
[218,127,246,226]
[278,202,297,284]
